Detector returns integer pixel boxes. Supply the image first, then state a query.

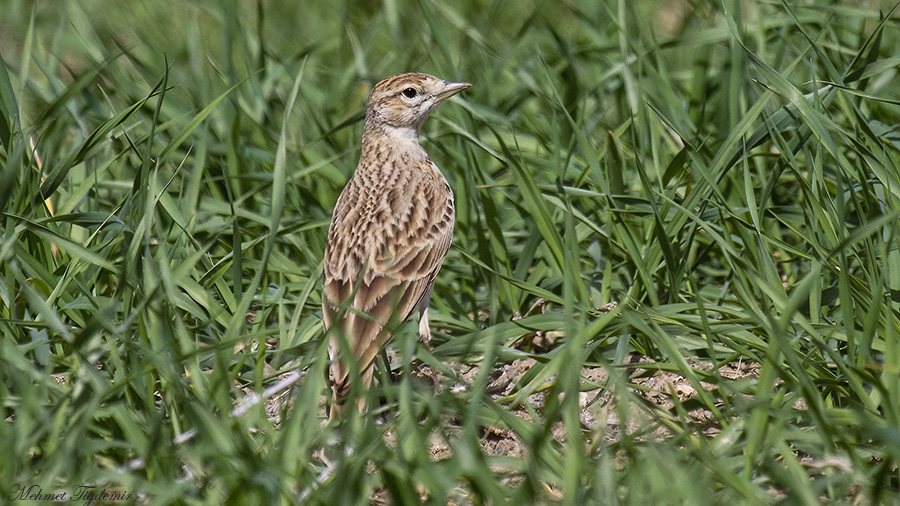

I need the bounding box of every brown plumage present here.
[322,73,470,420]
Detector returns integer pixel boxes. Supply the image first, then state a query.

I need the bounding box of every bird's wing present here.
[322,167,453,390]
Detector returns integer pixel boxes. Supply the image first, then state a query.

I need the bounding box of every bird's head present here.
[365,73,470,134]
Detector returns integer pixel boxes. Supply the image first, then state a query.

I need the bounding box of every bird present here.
[322,72,471,421]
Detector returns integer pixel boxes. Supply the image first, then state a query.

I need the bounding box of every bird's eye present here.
[401,88,418,98]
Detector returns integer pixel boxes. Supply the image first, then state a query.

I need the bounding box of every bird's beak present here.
[436,81,472,102]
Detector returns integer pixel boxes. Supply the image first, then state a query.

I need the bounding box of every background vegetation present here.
[1,0,899,503]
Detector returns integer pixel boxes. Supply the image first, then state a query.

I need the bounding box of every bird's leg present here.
[418,306,432,350]
[416,307,443,390]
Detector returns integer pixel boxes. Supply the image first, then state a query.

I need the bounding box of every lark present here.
[322,73,470,420]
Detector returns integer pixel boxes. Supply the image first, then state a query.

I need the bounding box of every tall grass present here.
[1,0,899,503]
